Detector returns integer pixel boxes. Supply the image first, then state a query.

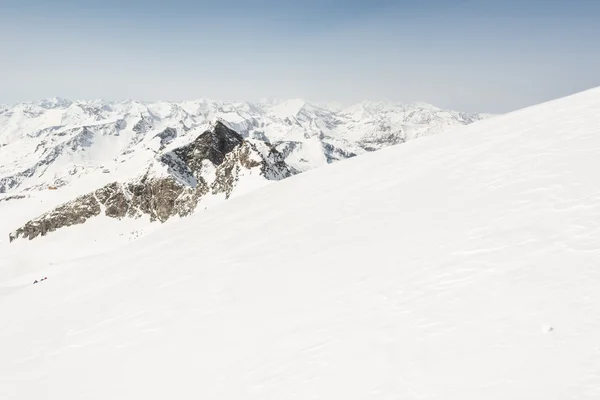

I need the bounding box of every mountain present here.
[0,98,488,194]
[338,101,486,150]
[1,87,599,399]
[0,97,489,242]
[9,122,296,241]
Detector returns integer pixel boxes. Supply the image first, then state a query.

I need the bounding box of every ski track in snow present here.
[0,88,600,398]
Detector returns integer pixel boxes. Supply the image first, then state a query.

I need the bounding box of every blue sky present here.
[1,0,599,112]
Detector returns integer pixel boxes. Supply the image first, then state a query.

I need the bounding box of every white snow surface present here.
[1,88,600,399]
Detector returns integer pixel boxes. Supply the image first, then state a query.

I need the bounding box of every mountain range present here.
[0,98,490,240]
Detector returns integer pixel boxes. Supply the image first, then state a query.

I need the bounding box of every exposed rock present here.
[359,134,406,152]
[133,115,154,134]
[10,193,101,242]
[9,122,295,242]
[0,194,27,203]
[321,141,358,163]
[173,121,244,166]
[154,127,178,148]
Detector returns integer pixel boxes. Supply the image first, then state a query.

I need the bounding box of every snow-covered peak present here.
[341,100,440,118]
[339,101,391,120]
[35,97,73,109]
[269,98,309,118]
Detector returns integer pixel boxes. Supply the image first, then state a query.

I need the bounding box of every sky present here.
[1,0,599,113]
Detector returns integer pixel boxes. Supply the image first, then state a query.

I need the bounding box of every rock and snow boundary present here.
[9,121,296,241]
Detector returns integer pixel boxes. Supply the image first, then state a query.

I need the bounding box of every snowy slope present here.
[1,87,600,399]
[0,98,488,194]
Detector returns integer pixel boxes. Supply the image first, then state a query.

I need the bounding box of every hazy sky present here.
[1,0,599,113]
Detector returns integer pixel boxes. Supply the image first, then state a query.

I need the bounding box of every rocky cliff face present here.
[10,122,296,242]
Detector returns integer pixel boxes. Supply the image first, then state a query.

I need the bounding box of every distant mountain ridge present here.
[0,97,490,195]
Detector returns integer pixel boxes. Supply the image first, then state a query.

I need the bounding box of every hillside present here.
[8,121,296,241]
[1,88,600,399]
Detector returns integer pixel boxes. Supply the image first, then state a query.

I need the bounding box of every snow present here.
[1,87,600,399]
[268,98,307,118]
[281,137,331,171]
[0,97,487,196]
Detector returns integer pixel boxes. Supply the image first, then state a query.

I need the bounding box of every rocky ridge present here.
[9,122,296,241]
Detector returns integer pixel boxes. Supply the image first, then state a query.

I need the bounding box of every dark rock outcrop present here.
[0,194,27,203]
[172,121,244,166]
[10,193,101,242]
[154,127,178,148]
[10,122,296,242]
[133,115,154,134]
